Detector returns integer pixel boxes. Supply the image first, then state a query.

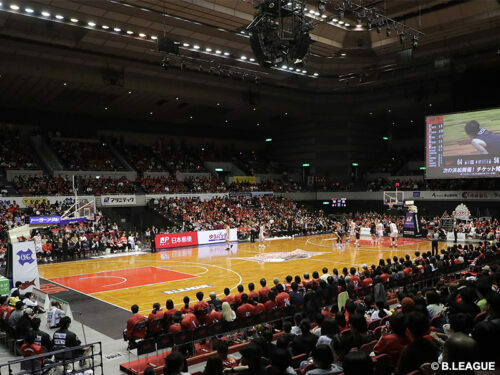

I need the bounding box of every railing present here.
[0,342,103,375]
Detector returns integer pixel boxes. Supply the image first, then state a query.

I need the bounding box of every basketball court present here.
[38,234,433,317]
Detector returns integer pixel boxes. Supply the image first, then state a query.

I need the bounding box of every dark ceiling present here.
[0,0,499,134]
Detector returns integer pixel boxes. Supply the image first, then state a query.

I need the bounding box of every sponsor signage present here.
[155,232,198,249]
[101,195,136,206]
[155,228,238,250]
[29,216,61,225]
[0,196,93,208]
[453,203,471,220]
[12,241,40,292]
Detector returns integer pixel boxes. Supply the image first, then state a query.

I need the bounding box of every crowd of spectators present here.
[80,177,136,195]
[13,176,73,196]
[123,142,207,174]
[124,241,499,375]
[50,139,125,171]
[0,133,40,171]
[154,196,332,239]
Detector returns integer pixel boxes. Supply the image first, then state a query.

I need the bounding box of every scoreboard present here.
[331,198,347,208]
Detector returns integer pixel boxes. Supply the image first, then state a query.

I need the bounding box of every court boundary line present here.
[41,278,130,312]
[49,267,199,295]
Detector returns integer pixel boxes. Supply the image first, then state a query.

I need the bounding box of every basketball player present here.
[376,220,384,246]
[354,223,360,247]
[370,220,376,246]
[225,224,233,251]
[258,223,266,249]
[465,120,500,154]
[348,219,356,244]
[389,220,398,248]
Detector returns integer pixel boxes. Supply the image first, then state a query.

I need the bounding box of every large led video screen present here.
[426,108,500,179]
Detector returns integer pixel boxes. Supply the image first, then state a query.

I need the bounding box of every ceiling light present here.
[101,25,109,29]
[139,33,146,37]
[302,70,307,73]
[193,45,200,49]
[9,4,19,10]
[150,112,153,115]
[215,50,221,54]
[281,65,288,69]
[344,23,350,27]
[206,47,212,52]
[55,14,64,20]
[88,21,96,27]
[41,11,50,17]
[241,56,247,60]
[314,12,320,16]
[309,9,315,14]
[313,72,319,77]
[288,66,294,70]
[183,43,190,47]
[223,52,230,56]
[126,30,133,35]
[341,53,346,57]
[128,91,132,94]
[296,68,301,72]
[331,18,338,22]
[25,8,34,13]
[71,18,79,23]
[250,58,255,62]
[151,35,157,40]
[321,14,327,18]
[176,97,179,100]
[338,20,344,25]
[113,27,121,32]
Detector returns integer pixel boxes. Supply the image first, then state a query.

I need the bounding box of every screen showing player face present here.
[426,107,500,179]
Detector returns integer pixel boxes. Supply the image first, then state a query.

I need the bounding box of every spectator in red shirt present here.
[163,299,177,329]
[126,304,146,345]
[361,273,373,288]
[193,291,209,324]
[181,312,199,331]
[312,271,321,286]
[147,303,164,336]
[234,285,244,305]
[265,291,277,312]
[275,284,291,308]
[20,331,45,364]
[380,268,390,284]
[168,312,183,333]
[349,268,361,289]
[236,294,255,319]
[303,273,314,288]
[252,295,265,315]
[259,278,271,299]
[247,283,259,301]
[373,312,411,367]
[221,288,234,304]
[0,296,14,321]
[180,296,193,314]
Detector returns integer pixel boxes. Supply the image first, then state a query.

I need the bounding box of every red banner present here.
[155,232,198,249]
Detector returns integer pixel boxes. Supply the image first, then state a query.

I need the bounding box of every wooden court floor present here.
[38,235,436,314]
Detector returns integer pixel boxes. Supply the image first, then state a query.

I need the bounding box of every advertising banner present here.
[101,195,136,206]
[12,241,40,293]
[0,196,93,208]
[197,228,238,244]
[155,232,198,249]
[155,228,238,250]
[233,176,257,184]
[29,216,61,225]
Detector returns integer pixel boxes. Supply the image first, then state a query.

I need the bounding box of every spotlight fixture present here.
[88,21,96,27]
[318,0,326,15]
[55,14,64,20]
[248,0,313,68]
[41,11,50,17]
[161,57,169,70]
[113,27,121,32]
[25,8,34,13]
[399,31,406,44]
[71,18,79,23]
[386,23,392,37]
[9,4,19,10]
[412,35,419,48]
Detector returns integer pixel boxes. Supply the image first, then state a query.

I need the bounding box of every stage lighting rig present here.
[247,0,313,68]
